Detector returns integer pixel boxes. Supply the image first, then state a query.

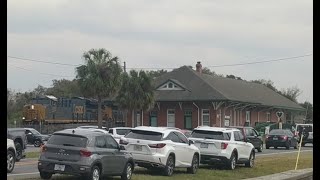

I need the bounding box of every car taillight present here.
[40,145,47,153]
[221,142,228,149]
[148,143,166,148]
[80,149,92,157]
[119,139,128,145]
[281,136,288,140]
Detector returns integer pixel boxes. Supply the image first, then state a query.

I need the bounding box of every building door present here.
[184,110,192,129]
[136,111,141,127]
[167,109,175,127]
[150,111,158,127]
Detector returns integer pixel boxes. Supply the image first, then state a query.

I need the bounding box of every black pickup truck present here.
[7,128,27,161]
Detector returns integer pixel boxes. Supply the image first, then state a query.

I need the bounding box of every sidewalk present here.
[244,168,313,180]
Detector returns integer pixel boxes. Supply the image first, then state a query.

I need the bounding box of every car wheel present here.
[7,150,15,173]
[294,142,298,149]
[226,153,237,170]
[34,140,41,147]
[285,141,290,150]
[39,171,52,179]
[274,146,278,149]
[245,151,255,168]
[257,143,263,152]
[121,163,133,180]
[187,154,199,174]
[15,142,22,162]
[87,165,100,180]
[266,145,270,149]
[163,155,175,176]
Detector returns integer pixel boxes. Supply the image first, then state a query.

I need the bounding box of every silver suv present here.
[38,129,134,180]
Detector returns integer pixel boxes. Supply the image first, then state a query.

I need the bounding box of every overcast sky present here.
[7,0,313,103]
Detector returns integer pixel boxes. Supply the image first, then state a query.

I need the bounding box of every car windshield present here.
[125,130,163,141]
[269,129,286,135]
[30,129,41,135]
[191,130,225,140]
[116,129,131,135]
[47,134,88,147]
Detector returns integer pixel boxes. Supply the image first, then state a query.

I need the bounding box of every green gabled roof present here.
[153,66,304,111]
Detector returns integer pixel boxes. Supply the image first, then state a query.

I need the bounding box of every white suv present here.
[7,138,16,173]
[120,126,200,176]
[189,126,255,170]
[109,127,132,143]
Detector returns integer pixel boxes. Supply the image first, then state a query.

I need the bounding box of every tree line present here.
[7,48,313,126]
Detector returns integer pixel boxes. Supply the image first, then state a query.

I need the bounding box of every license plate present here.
[54,164,65,171]
[134,145,142,151]
[273,137,278,140]
[200,143,208,148]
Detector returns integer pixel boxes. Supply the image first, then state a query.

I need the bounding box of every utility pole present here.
[123,62,126,72]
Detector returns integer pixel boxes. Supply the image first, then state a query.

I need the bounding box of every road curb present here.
[244,168,313,180]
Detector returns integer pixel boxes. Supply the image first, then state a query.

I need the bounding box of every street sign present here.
[276,111,284,118]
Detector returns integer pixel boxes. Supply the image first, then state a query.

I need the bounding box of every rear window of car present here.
[191,130,230,140]
[116,129,131,135]
[269,129,286,135]
[125,130,163,141]
[47,134,88,147]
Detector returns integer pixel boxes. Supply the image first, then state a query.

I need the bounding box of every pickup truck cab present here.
[7,128,27,162]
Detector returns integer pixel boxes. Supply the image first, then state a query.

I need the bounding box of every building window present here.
[246,111,251,126]
[202,109,210,126]
[168,83,173,88]
[246,111,250,122]
[150,111,158,127]
[167,109,175,127]
[267,112,271,122]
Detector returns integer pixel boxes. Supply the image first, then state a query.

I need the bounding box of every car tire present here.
[294,142,298,149]
[285,141,290,150]
[34,140,41,147]
[7,150,15,173]
[266,145,270,149]
[226,152,237,170]
[163,155,175,176]
[39,171,52,179]
[187,154,199,174]
[274,146,278,149]
[86,165,100,180]
[257,143,263,152]
[121,162,133,180]
[15,142,22,162]
[245,151,255,168]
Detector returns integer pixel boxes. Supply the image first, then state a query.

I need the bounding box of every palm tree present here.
[116,70,155,127]
[76,48,122,128]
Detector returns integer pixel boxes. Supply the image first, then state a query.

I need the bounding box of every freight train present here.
[22,95,125,127]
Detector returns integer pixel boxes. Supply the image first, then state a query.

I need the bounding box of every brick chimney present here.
[196,61,202,74]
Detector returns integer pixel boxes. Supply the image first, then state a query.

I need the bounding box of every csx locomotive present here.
[22,95,124,126]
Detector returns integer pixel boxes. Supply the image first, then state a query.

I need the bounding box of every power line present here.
[8,53,312,70]
[8,64,74,78]
[207,54,312,68]
[8,56,79,67]
[125,54,313,70]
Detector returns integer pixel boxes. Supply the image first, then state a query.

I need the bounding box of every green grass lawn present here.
[27,151,312,180]
[26,151,40,158]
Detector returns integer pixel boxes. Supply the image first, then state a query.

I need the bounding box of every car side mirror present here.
[119,145,126,151]
[188,140,194,145]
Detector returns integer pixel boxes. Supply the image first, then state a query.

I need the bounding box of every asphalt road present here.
[8,144,313,180]
[25,145,41,153]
